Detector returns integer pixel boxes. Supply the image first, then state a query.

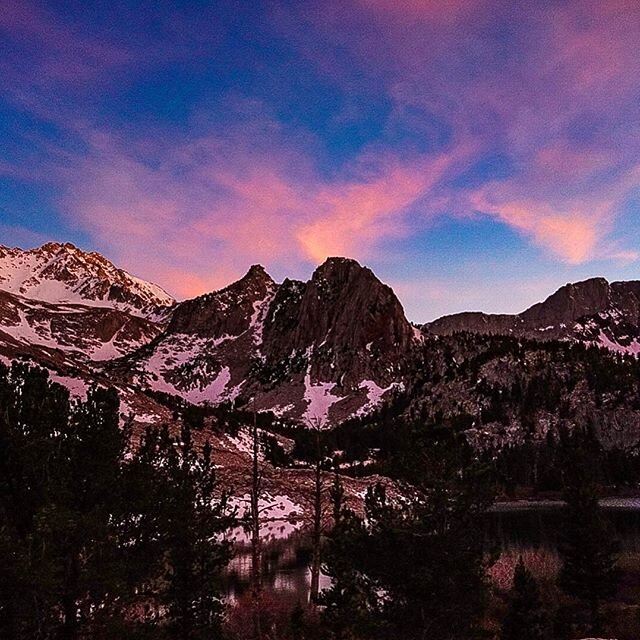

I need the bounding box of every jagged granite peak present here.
[167,264,277,339]
[0,242,175,320]
[258,256,415,393]
[265,256,413,355]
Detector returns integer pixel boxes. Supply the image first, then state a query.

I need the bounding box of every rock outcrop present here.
[116,257,417,423]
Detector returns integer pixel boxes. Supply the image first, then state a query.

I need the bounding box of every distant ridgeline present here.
[2,242,640,457]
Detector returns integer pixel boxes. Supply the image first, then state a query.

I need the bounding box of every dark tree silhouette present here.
[558,429,619,634]
[501,558,550,640]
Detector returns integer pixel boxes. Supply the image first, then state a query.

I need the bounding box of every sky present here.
[1,0,640,321]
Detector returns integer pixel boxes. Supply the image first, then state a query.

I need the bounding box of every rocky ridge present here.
[425,277,640,354]
[5,242,640,434]
[113,257,417,424]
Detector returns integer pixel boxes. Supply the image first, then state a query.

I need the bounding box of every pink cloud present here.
[4,0,640,302]
[471,193,605,264]
[278,1,640,240]
[52,117,451,297]
[470,155,640,265]
[50,110,476,299]
[296,154,456,262]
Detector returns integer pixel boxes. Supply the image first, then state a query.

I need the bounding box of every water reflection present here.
[223,532,330,602]
[223,501,640,602]
[488,501,640,552]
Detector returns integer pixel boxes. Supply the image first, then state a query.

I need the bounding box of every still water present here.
[223,499,640,602]
[488,499,640,553]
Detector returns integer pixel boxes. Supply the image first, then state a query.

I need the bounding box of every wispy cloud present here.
[2,0,639,310]
[52,115,465,297]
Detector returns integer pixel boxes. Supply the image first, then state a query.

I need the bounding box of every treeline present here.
[489,427,640,495]
[144,388,286,436]
[0,364,233,640]
[0,364,628,639]
[268,333,640,484]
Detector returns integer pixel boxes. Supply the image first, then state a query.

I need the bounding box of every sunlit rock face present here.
[0,243,174,368]
[0,242,175,320]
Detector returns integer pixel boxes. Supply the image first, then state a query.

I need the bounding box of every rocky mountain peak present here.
[234,264,276,297]
[245,263,271,279]
[521,277,611,327]
[314,255,363,274]
[0,242,175,320]
[309,257,380,293]
[261,256,415,386]
[167,265,276,339]
[40,241,78,253]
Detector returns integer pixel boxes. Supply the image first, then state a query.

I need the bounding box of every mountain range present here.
[2,241,640,436]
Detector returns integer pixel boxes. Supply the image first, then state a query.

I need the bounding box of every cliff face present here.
[520,278,611,328]
[262,258,415,385]
[116,257,417,424]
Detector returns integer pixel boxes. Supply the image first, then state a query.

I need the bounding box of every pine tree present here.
[501,558,549,640]
[307,416,329,605]
[558,429,618,634]
[0,364,235,639]
[155,424,234,640]
[0,363,71,638]
[321,504,380,640]
[249,404,263,640]
[322,430,494,640]
[0,367,130,639]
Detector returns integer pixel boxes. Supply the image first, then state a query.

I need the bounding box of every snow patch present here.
[355,379,403,417]
[303,373,341,425]
[227,493,304,543]
[596,330,640,356]
[48,373,89,399]
[249,288,277,350]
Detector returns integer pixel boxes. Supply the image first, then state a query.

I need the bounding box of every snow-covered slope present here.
[0,242,175,320]
[12,241,640,432]
[0,243,175,407]
[113,265,279,407]
[112,258,418,424]
[0,289,164,364]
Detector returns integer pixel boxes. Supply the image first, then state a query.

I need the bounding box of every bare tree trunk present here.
[310,457,322,603]
[61,548,80,640]
[250,405,262,640]
[589,595,601,636]
[310,424,323,604]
